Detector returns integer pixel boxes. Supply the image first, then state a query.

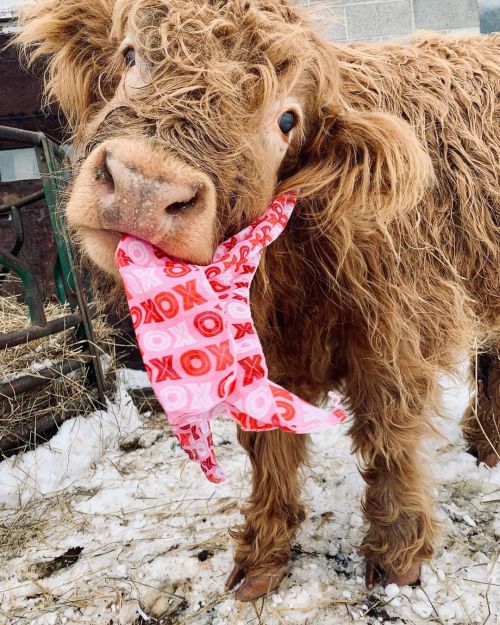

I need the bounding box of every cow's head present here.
[17,0,432,281]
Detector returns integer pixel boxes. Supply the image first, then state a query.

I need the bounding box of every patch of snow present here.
[385,583,400,599]
[117,366,151,390]
[411,600,433,619]
[0,384,141,506]
[0,366,498,624]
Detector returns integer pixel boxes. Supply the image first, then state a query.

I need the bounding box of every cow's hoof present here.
[365,561,421,590]
[468,445,500,468]
[479,452,499,468]
[226,565,245,591]
[226,565,285,601]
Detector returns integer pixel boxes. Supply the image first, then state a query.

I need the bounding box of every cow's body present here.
[16,0,500,600]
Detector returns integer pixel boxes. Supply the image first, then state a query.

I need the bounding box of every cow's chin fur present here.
[79,228,122,279]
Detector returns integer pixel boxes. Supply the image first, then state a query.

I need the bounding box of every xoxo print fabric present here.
[116,191,347,483]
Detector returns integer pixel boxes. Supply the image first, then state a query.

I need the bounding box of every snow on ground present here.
[0,367,498,625]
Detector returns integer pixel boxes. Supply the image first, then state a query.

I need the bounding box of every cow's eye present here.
[278,111,296,135]
[123,47,136,68]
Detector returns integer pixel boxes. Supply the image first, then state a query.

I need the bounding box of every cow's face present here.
[56,0,336,277]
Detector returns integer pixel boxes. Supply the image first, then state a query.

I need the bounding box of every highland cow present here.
[16,0,499,601]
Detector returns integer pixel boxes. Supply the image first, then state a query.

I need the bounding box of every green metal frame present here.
[0,125,106,411]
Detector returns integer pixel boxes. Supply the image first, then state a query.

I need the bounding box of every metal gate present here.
[0,125,107,450]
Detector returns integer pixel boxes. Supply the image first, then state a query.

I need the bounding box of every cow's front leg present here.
[226,428,309,601]
[346,367,440,588]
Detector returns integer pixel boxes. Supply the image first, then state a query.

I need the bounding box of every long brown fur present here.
[15,0,500,587]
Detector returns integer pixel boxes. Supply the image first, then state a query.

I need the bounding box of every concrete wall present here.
[1,0,484,41]
[478,0,500,33]
[295,0,481,43]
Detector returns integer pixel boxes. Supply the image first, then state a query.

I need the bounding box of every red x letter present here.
[233,323,254,339]
[178,432,192,447]
[173,279,207,310]
[270,386,294,401]
[116,248,132,268]
[208,340,234,371]
[129,306,143,329]
[147,356,181,382]
[238,355,265,386]
[140,298,164,323]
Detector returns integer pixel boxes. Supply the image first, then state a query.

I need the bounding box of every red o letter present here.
[155,291,179,319]
[180,349,211,377]
[164,262,191,278]
[194,311,224,337]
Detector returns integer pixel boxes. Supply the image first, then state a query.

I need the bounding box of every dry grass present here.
[0,277,116,451]
[0,489,78,554]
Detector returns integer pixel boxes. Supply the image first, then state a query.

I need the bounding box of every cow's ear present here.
[284,108,435,225]
[15,0,117,131]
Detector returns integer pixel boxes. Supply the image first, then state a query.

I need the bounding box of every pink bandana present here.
[116,191,346,482]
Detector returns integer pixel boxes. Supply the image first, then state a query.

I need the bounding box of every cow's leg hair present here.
[462,344,500,468]
[227,428,308,601]
[346,367,440,587]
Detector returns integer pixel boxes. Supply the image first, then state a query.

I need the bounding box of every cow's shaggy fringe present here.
[15,0,499,593]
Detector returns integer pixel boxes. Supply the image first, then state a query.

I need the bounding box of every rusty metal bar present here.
[0,190,45,215]
[0,126,43,146]
[0,313,82,349]
[0,356,93,400]
[0,410,69,454]
[0,125,67,163]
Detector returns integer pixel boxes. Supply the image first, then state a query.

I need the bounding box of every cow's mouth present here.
[76,222,217,278]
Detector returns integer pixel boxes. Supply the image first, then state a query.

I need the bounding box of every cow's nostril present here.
[165,192,199,215]
[94,156,115,194]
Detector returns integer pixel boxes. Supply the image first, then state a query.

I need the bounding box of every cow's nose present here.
[93,148,203,240]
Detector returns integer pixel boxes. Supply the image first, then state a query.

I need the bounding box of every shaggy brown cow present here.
[16,0,499,602]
